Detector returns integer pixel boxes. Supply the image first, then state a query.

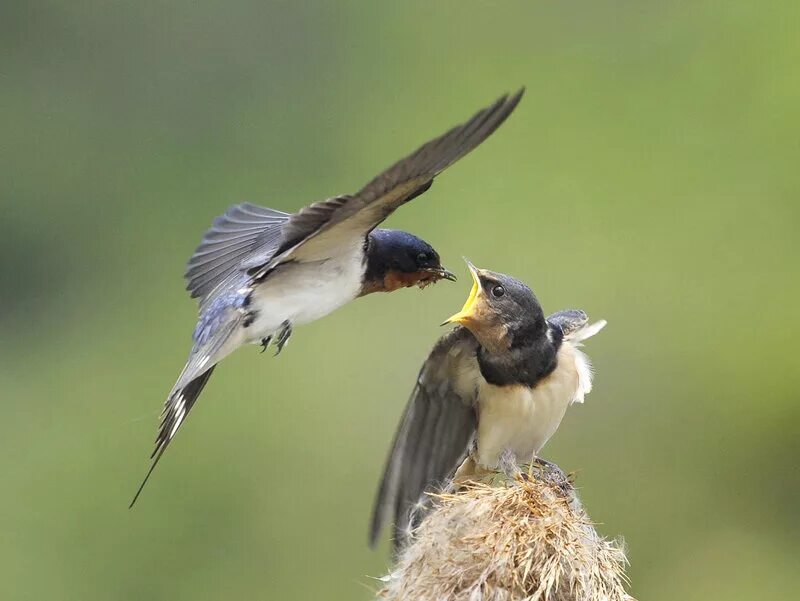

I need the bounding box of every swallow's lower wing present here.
[547,309,589,337]
[129,309,245,507]
[244,90,524,275]
[185,203,290,302]
[369,326,480,551]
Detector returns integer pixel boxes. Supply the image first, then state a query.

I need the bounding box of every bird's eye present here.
[491,284,505,298]
[416,252,430,263]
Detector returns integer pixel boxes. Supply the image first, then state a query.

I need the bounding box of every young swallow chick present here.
[130,91,524,507]
[369,261,606,552]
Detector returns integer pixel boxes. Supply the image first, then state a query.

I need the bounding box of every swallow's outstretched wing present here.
[369,326,480,551]
[244,89,524,275]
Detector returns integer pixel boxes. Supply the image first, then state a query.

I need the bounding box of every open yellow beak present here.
[442,260,482,326]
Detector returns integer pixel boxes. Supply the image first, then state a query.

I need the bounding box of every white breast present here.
[246,242,365,340]
[475,342,589,469]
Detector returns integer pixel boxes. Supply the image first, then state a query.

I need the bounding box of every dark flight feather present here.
[369,327,480,551]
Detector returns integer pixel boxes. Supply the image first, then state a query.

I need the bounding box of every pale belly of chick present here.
[245,244,365,342]
[475,343,582,469]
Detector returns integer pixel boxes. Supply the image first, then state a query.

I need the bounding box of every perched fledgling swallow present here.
[369,261,606,551]
[130,91,524,506]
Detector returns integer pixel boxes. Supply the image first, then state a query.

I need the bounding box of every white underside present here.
[245,242,365,341]
[474,321,605,469]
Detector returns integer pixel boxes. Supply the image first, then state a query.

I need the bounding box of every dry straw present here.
[376,465,634,601]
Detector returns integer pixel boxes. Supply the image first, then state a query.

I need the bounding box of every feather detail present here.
[564,319,605,403]
[185,203,289,301]
[566,319,607,345]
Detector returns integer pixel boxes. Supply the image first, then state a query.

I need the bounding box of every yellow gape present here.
[443,261,483,326]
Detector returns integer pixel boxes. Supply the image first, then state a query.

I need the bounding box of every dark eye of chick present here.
[416,252,430,263]
[491,284,505,298]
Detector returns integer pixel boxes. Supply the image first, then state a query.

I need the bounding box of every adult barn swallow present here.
[130,91,524,506]
[369,262,606,550]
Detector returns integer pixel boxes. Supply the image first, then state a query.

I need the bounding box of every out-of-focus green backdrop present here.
[2,1,798,599]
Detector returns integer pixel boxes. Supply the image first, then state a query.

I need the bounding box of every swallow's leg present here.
[273,321,293,356]
[452,448,494,488]
[498,448,522,479]
[451,436,479,488]
[260,336,272,353]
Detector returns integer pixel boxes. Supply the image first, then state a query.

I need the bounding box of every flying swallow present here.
[130,91,524,506]
[369,261,606,550]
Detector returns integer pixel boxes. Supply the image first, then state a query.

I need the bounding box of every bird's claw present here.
[531,456,572,493]
[260,336,272,353]
[273,321,293,356]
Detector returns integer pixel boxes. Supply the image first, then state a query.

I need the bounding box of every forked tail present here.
[129,366,216,507]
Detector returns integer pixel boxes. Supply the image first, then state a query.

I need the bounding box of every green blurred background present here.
[2,1,798,599]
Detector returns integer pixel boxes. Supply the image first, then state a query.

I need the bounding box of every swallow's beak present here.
[422,266,457,282]
[442,260,482,326]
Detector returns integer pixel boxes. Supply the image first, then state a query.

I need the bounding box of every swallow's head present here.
[361,229,456,295]
[443,260,545,352]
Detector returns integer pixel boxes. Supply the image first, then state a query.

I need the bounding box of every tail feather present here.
[130,308,244,508]
[129,366,216,508]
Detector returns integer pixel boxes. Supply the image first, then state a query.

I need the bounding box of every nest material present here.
[376,466,634,601]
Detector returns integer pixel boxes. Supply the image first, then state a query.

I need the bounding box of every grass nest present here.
[376,465,634,601]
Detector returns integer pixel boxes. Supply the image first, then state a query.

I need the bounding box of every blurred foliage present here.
[1,1,799,600]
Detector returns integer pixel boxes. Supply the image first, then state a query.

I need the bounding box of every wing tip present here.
[367,522,382,549]
[486,86,525,121]
[492,85,524,125]
[452,86,525,157]
[368,474,394,548]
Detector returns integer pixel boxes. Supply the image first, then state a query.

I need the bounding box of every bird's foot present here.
[260,336,272,353]
[531,456,572,494]
[273,321,293,356]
